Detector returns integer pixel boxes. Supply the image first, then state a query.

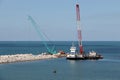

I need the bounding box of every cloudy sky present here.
[0,0,120,41]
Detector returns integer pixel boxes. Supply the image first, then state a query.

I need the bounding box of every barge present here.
[66,3,103,60]
[66,44,103,60]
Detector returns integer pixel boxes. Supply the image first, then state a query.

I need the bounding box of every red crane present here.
[76,3,84,54]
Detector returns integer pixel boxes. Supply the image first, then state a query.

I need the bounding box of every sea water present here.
[0,41,120,80]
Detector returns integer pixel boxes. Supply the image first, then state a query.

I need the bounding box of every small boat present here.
[85,51,103,60]
[66,43,85,60]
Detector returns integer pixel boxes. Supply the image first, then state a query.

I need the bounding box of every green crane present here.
[28,15,56,54]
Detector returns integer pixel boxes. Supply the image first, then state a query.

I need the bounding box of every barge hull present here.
[66,56,103,60]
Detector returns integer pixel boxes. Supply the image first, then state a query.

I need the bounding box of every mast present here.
[76,3,83,54]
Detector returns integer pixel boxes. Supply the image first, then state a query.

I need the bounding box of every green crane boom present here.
[28,15,56,54]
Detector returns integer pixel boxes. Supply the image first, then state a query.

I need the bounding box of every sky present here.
[0,0,120,41]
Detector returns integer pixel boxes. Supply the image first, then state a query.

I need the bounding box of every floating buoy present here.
[53,70,56,73]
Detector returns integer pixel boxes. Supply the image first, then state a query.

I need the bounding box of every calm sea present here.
[0,41,120,80]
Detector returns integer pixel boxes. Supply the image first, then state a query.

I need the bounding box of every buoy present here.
[53,70,56,73]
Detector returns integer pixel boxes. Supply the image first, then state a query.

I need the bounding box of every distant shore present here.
[0,53,63,64]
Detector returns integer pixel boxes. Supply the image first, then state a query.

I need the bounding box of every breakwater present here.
[0,54,58,64]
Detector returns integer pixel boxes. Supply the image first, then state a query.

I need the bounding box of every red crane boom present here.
[76,3,83,54]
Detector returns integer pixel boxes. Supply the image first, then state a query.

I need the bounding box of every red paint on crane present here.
[80,45,83,54]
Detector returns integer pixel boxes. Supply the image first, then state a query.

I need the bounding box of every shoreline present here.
[0,53,61,64]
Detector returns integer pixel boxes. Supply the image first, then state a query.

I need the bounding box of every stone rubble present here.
[0,54,58,64]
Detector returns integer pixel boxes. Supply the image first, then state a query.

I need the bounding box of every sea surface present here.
[0,41,120,80]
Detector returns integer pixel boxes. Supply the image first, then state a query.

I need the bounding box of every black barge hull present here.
[66,56,103,60]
